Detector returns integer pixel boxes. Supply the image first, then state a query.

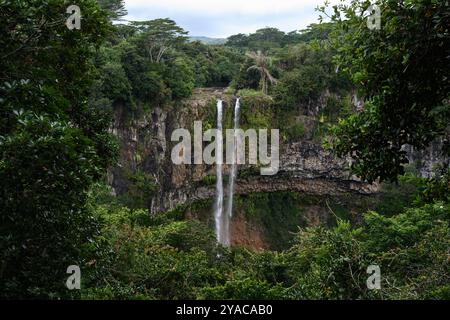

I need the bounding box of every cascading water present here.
[214,98,240,247]
[214,100,225,245]
[226,98,240,221]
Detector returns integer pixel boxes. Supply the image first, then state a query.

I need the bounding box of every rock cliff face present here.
[403,141,449,178]
[108,88,378,214]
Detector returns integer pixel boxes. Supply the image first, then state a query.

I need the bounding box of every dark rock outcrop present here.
[108,88,380,214]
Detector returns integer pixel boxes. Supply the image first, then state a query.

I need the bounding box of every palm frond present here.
[247,65,261,72]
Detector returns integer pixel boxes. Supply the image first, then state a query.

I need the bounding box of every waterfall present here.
[226,98,240,222]
[214,100,225,245]
[214,98,240,247]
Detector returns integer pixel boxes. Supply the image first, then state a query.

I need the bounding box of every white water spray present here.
[226,98,240,221]
[214,100,225,245]
[214,98,240,247]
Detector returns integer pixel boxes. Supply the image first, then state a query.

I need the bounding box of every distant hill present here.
[189,36,227,45]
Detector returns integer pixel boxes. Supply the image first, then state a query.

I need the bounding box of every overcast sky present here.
[124,0,328,38]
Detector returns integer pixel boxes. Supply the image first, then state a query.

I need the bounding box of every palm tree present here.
[246,50,277,95]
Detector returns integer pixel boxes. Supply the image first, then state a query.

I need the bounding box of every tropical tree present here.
[226,33,249,49]
[97,0,127,21]
[247,27,286,51]
[0,0,117,298]
[321,0,450,183]
[246,50,278,95]
[132,19,188,63]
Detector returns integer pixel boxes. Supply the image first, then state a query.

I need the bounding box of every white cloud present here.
[125,0,321,16]
[122,0,336,37]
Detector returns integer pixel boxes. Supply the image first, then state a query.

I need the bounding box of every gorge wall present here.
[108,88,378,215]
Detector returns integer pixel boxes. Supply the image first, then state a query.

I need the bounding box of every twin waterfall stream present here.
[214,99,240,246]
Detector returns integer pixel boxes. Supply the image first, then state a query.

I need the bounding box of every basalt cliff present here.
[108,88,378,214]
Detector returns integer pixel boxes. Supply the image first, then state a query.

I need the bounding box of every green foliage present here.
[273,65,327,110]
[361,203,450,299]
[182,42,242,87]
[83,193,450,300]
[200,175,217,186]
[238,89,275,130]
[131,18,188,63]
[90,45,133,109]
[227,27,284,52]
[150,220,217,253]
[320,95,353,124]
[413,168,450,205]
[226,24,335,51]
[285,202,450,299]
[83,204,224,300]
[164,58,195,99]
[246,51,278,94]
[237,193,306,250]
[97,0,127,21]
[89,19,242,120]
[322,0,450,183]
[271,41,351,114]
[115,169,157,210]
[285,123,306,141]
[285,221,369,299]
[147,205,187,226]
[231,58,262,90]
[88,19,195,116]
[363,202,449,253]
[0,0,117,298]
[374,174,419,216]
[0,113,104,298]
[94,205,150,228]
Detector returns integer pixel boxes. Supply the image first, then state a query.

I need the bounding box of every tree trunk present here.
[261,73,268,95]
